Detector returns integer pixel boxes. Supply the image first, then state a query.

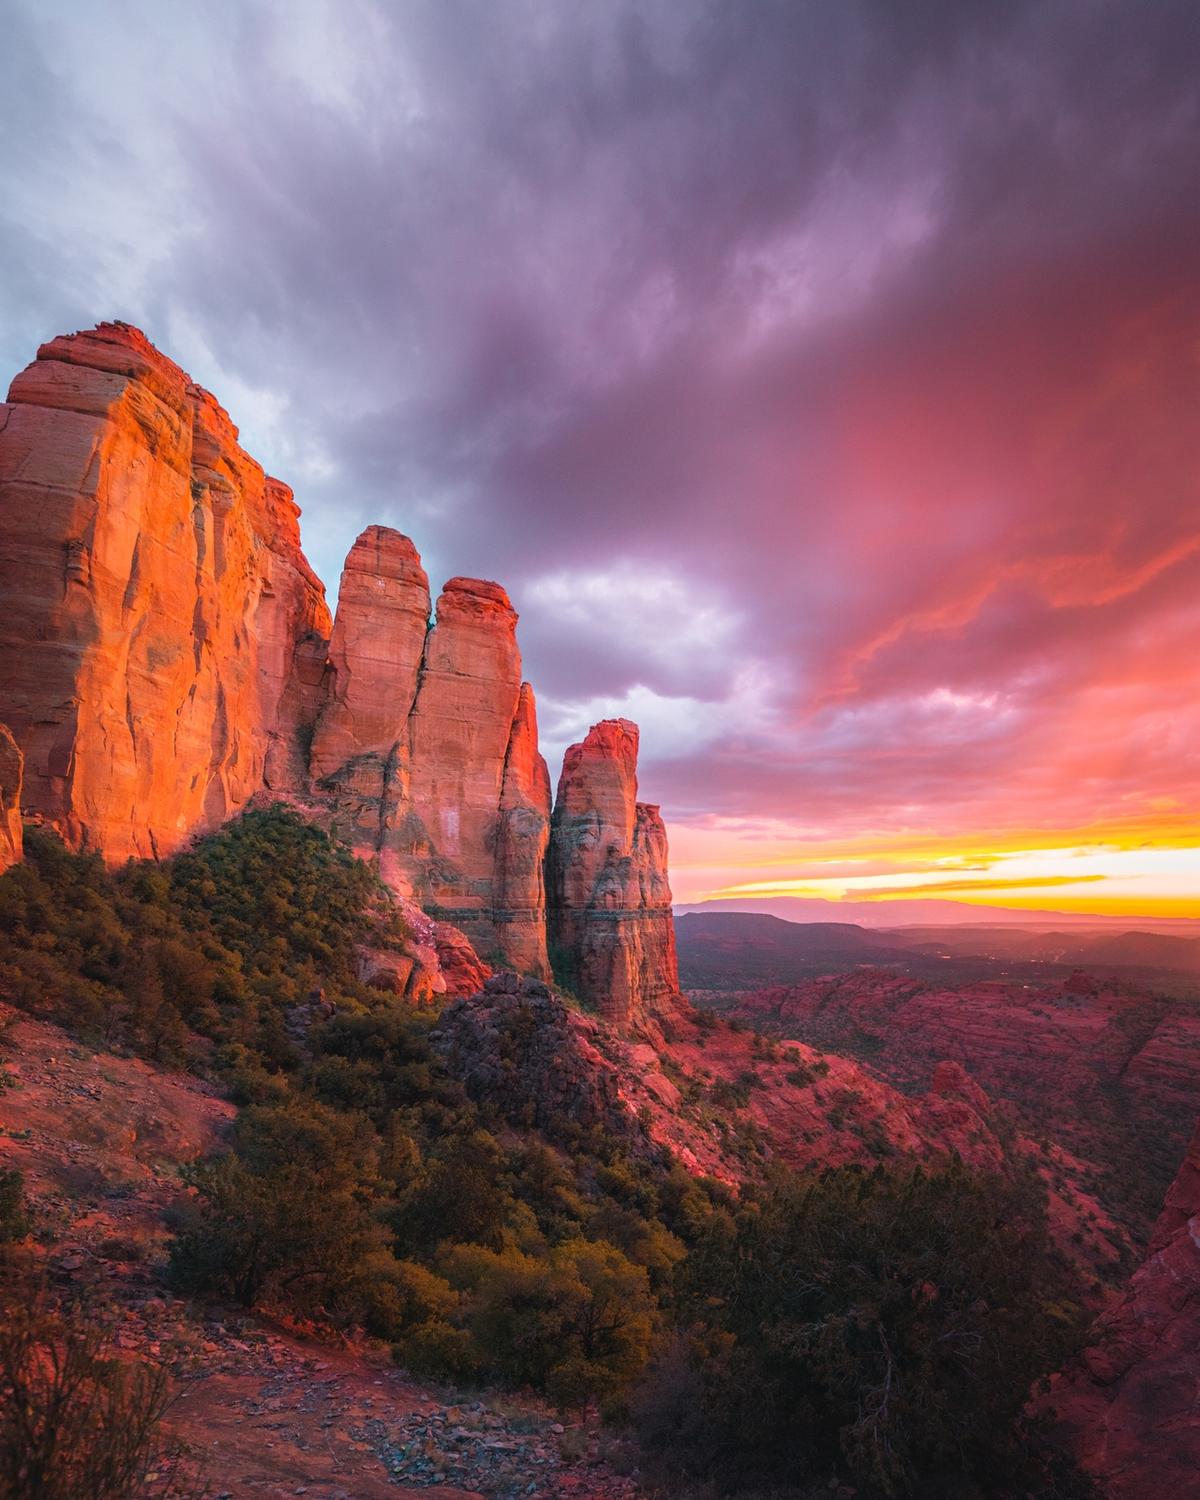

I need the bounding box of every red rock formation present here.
[0,323,330,860]
[309,525,430,783]
[307,543,552,977]
[1036,1121,1200,1498]
[0,327,677,1000]
[546,718,680,1028]
[401,578,550,976]
[0,725,23,872]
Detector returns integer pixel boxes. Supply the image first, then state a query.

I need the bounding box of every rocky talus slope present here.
[430,976,1129,1282]
[0,324,677,1026]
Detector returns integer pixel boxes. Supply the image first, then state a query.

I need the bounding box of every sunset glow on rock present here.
[1,8,1198,1498]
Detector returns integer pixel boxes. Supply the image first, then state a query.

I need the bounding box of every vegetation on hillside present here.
[0,1170,197,1500]
[0,808,1093,1495]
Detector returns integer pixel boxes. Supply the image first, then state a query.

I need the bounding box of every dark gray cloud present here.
[1,0,1198,868]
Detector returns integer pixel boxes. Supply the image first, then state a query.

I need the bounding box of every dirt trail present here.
[0,1008,640,1498]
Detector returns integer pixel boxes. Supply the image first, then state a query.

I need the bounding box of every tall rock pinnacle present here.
[0,325,680,1013]
[309,543,552,978]
[310,525,431,782]
[546,718,680,1027]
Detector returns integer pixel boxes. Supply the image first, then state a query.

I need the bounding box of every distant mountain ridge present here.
[676,894,1200,933]
[676,909,1200,996]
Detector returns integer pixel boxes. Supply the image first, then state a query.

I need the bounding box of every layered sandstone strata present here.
[0,725,23,872]
[545,718,680,1027]
[309,546,552,977]
[0,325,684,1009]
[0,323,330,860]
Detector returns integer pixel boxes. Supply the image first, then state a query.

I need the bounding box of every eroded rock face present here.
[0,724,23,872]
[546,718,680,1028]
[1037,1122,1200,1498]
[309,545,552,977]
[0,326,682,1011]
[0,323,330,860]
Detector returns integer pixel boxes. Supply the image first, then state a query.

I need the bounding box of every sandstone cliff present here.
[1037,1121,1200,1498]
[0,324,681,1014]
[546,718,680,1027]
[0,323,331,860]
[308,541,552,978]
[0,725,23,872]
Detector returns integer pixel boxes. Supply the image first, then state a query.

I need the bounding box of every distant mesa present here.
[0,322,680,1029]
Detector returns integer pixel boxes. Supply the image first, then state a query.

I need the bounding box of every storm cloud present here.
[2,0,1198,902]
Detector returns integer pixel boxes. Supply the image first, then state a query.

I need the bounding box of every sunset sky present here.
[2,1,1197,918]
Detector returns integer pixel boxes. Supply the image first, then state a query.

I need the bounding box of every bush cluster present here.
[0,809,1091,1492]
[0,807,406,1068]
[635,1161,1090,1496]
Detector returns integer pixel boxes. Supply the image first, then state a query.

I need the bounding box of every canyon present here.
[1035,1120,1200,1498]
[724,969,1200,1240]
[0,323,1196,1499]
[0,323,676,1026]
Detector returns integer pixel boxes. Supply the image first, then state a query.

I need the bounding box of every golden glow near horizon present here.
[670,814,1200,918]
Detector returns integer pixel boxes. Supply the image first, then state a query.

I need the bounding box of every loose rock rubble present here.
[376,1401,640,1497]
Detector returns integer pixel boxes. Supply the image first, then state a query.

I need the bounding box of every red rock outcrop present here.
[402,579,550,975]
[0,724,23,872]
[1036,1120,1200,1497]
[546,718,680,1028]
[307,542,552,978]
[0,322,330,860]
[732,970,1200,1237]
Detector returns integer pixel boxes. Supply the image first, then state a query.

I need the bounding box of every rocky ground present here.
[724,969,1200,1241]
[0,1006,642,1499]
[429,975,1131,1289]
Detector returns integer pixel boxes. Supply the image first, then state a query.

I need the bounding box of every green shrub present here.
[644,1161,1088,1496]
[0,1170,28,1245]
[168,1101,395,1326]
[0,1278,199,1499]
[440,1237,656,1414]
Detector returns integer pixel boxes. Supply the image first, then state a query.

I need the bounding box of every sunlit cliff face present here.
[2,1,1197,918]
